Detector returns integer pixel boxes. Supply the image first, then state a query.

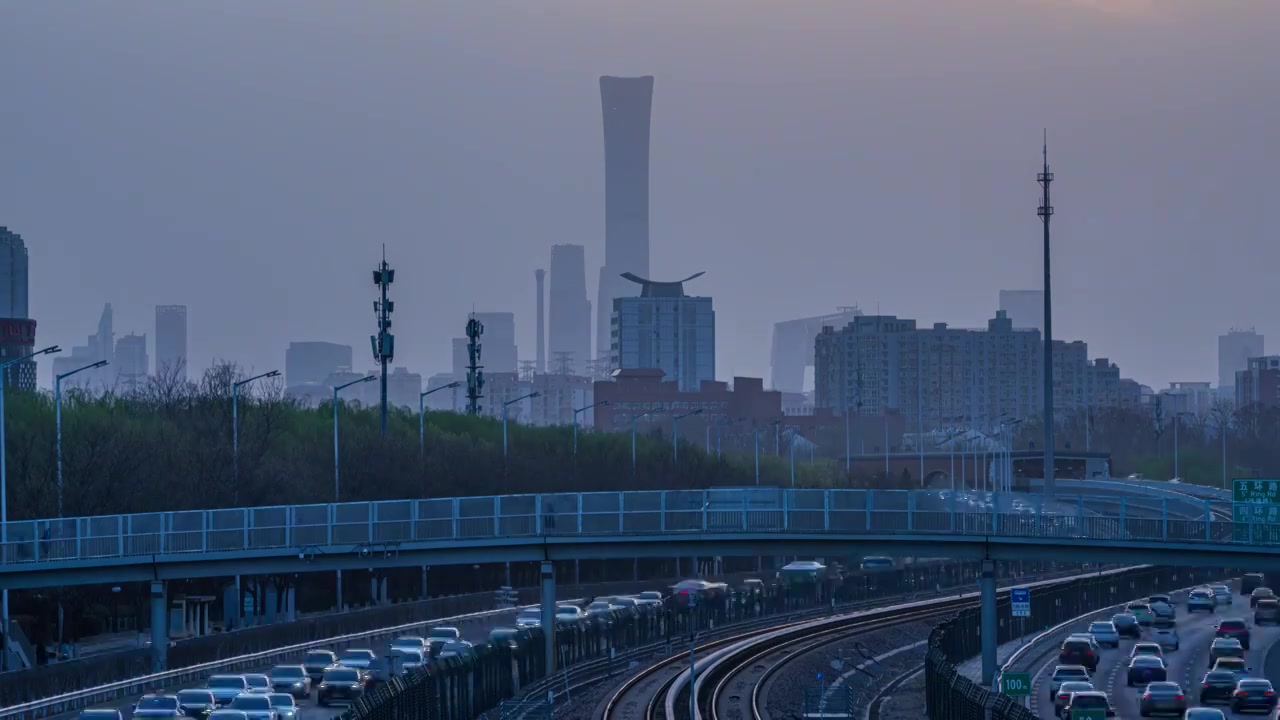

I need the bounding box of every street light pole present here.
[419,382,461,459]
[0,345,59,671]
[572,400,609,456]
[503,392,541,457]
[845,408,851,475]
[753,427,760,485]
[673,410,704,463]
[333,375,376,502]
[233,370,281,491]
[56,359,108,518]
[773,419,782,456]
[631,408,666,474]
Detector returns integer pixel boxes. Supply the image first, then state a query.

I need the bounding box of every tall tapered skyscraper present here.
[596,75,654,363]
[550,244,592,375]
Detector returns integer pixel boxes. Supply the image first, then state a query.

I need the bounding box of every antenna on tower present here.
[371,245,395,437]
[465,315,485,415]
[1037,130,1056,494]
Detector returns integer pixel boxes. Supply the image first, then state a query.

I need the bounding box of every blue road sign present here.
[1011,587,1030,617]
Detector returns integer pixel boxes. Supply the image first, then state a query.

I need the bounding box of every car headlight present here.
[350,684,362,690]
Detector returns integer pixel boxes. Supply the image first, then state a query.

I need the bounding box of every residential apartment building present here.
[1157,381,1218,417]
[1236,356,1280,410]
[478,371,595,427]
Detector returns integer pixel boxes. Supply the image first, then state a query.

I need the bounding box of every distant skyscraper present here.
[534,269,547,373]
[550,244,592,375]
[115,333,148,391]
[469,312,518,374]
[770,307,863,393]
[52,304,114,390]
[999,290,1044,332]
[610,272,714,392]
[154,305,188,379]
[1219,328,1264,390]
[285,341,353,388]
[0,319,38,391]
[0,227,29,320]
[596,75,655,360]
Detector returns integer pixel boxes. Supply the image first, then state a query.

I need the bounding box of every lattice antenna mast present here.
[371,246,395,437]
[1037,132,1056,494]
[465,315,485,415]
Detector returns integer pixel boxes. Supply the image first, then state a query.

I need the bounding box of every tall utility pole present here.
[371,248,395,438]
[1037,133,1056,494]
[466,316,485,415]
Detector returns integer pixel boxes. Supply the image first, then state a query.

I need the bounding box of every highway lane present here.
[1030,587,1280,719]
[50,606,524,720]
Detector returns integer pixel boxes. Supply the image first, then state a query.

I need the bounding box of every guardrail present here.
[924,566,1225,720]
[0,488,1243,571]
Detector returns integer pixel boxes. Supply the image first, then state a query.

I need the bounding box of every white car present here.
[555,604,585,621]
[1087,621,1120,648]
[426,627,461,655]
[515,608,542,628]
[389,636,426,654]
[635,591,664,607]
[1210,585,1233,606]
[586,601,618,616]
[436,640,473,659]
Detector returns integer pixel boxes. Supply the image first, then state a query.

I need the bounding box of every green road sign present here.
[999,672,1032,697]
[1070,710,1106,720]
[1233,478,1280,504]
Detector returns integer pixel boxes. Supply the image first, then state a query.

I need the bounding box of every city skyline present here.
[2,2,1275,392]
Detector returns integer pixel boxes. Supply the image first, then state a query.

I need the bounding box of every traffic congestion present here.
[1038,575,1280,720]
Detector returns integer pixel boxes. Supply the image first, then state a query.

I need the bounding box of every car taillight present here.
[1266,691,1275,696]
[1059,694,1069,701]
[1175,695,1184,701]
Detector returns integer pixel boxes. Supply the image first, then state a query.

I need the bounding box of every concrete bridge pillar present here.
[540,560,556,674]
[980,560,997,686]
[150,580,167,673]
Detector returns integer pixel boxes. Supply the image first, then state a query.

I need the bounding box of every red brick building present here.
[592,369,906,454]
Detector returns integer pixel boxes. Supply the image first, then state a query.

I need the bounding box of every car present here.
[739,579,766,597]
[394,648,425,671]
[317,667,366,706]
[1127,656,1168,687]
[227,695,276,720]
[1249,587,1275,608]
[1149,595,1176,620]
[1059,637,1100,671]
[265,696,296,720]
[301,650,338,683]
[337,649,375,669]
[586,600,618,616]
[437,640,474,659]
[1053,681,1095,717]
[267,666,310,699]
[1201,670,1241,705]
[79,711,124,720]
[1241,573,1265,596]
[1151,627,1180,651]
[133,695,183,719]
[389,636,427,654]
[427,626,462,655]
[1209,637,1244,663]
[1183,710,1225,720]
[611,597,644,614]
[1087,621,1120,648]
[1230,678,1278,714]
[1215,618,1251,649]
[1049,666,1092,696]
[207,712,249,720]
[1128,603,1156,626]
[1062,691,1114,718]
[240,675,271,695]
[1139,681,1187,717]
[635,591,664,606]
[515,607,542,628]
[205,676,250,707]
[555,605,586,622]
[1255,598,1280,624]
[1188,589,1217,613]
[1214,657,1250,676]
[1210,584,1233,606]
[1113,613,1142,638]
[1131,642,1164,659]
[175,690,218,720]
[489,627,526,648]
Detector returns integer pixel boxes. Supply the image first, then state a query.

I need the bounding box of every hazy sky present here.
[3,0,1276,390]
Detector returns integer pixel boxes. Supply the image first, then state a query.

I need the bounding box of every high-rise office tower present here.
[596,75,655,361]
[469,312,518,374]
[550,244,592,375]
[0,227,29,320]
[52,304,114,390]
[154,305,188,379]
[285,341,353,388]
[534,269,547,373]
[115,333,149,391]
[610,272,714,392]
[1219,328,1264,391]
[999,290,1044,332]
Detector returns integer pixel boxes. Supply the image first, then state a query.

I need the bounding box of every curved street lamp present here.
[233,370,280,486]
[573,400,609,456]
[503,392,540,457]
[672,409,704,463]
[56,359,108,517]
[419,382,461,459]
[631,407,667,473]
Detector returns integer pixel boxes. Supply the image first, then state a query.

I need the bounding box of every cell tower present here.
[465,316,485,415]
[1037,132,1055,494]
[519,360,537,381]
[371,248,395,438]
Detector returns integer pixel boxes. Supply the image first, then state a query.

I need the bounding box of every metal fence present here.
[341,559,1078,720]
[924,566,1225,720]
